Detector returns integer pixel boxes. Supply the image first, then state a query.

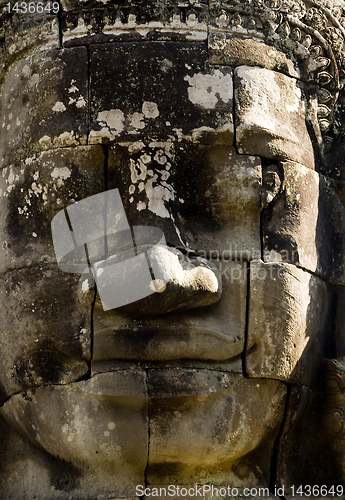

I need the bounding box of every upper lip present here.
[92,325,244,363]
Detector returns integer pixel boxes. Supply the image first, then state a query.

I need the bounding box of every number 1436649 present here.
[6,2,60,14]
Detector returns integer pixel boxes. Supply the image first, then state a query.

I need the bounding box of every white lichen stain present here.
[90,103,159,143]
[142,101,159,119]
[128,141,145,154]
[159,59,173,72]
[39,131,82,149]
[137,201,147,211]
[129,112,145,130]
[97,109,125,135]
[69,80,79,93]
[184,70,233,109]
[52,102,66,113]
[51,167,71,188]
[76,96,86,108]
[129,143,175,218]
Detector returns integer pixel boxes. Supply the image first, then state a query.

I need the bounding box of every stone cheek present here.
[0,371,149,497]
[0,146,105,400]
[246,262,331,388]
[234,66,315,170]
[0,266,91,400]
[146,373,287,484]
[89,42,234,145]
[0,146,105,274]
[0,47,88,169]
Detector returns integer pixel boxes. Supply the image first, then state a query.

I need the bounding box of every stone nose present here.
[92,245,222,316]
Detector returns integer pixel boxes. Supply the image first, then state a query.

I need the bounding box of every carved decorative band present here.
[1,0,345,134]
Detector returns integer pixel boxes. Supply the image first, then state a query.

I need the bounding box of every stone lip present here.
[92,325,244,363]
[76,368,239,398]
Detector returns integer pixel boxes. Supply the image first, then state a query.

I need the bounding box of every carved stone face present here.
[0,37,341,497]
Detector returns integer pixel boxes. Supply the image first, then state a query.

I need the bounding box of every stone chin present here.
[0,370,286,488]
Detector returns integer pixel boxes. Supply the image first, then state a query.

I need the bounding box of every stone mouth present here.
[76,368,241,398]
[92,326,244,363]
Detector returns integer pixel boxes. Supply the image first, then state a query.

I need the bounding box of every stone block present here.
[89,42,233,145]
[275,383,345,494]
[108,144,261,258]
[246,262,331,387]
[262,162,345,283]
[0,266,91,399]
[334,286,345,360]
[146,373,286,485]
[0,146,105,275]
[209,32,302,80]
[0,370,148,497]
[234,66,315,169]
[0,47,88,169]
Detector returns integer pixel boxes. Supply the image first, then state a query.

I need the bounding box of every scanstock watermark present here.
[136,484,344,497]
[51,189,169,311]
[136,484,274,497]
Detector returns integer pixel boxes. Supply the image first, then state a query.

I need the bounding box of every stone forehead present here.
[2,0,345,92]
[2,0,345,138]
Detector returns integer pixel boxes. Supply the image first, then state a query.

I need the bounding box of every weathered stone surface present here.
[91,260,246,375]
[0,146,105,274]
[335,287,345,361]
[0,266,91,399]
[108,144,262,258]
[0,47,88,168]
[275,381,345,494]
[0,370,148,498]
[234,66,315,169]
[0,414,83,500]
[209,33,302,80]
[89,42,233,145]
[147,373,286,485]
[262,162,345,283]
[246,262,331,387]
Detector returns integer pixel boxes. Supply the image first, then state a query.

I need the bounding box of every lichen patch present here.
[52,102,67,113]
[184,70,233,109]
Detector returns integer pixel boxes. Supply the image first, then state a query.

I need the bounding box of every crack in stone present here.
[144,368,151,488]
[269,382,291,496]
[86,45,91,146]
[242,260,250,378]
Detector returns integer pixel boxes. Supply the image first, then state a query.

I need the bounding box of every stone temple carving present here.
[1,0,345,498]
